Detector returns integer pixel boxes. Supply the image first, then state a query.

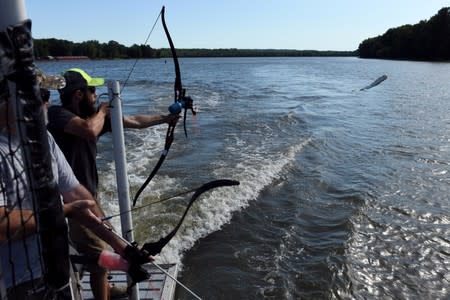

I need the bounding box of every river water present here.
[39,57,450,299]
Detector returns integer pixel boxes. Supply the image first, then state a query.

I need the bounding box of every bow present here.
[86,179,239,295]
[69,180,239,299]
[132,6,195,206]
[124,180,240,281]
[140,179,239,255]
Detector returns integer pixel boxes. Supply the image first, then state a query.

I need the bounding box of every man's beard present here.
[79,94,96,118]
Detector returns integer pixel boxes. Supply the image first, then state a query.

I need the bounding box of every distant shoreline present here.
[159,48,357,57]
[40,55,90,60]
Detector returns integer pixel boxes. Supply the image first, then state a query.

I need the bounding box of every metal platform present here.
[80,263,178,300]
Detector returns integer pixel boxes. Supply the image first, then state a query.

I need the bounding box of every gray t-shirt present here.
[0,132,79,288]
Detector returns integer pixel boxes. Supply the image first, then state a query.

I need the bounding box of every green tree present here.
[359,7,450,60]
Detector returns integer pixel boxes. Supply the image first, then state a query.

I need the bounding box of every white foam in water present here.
[192,88,221,109]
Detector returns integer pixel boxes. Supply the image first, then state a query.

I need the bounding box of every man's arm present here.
[0,200,94,242]
[123,114,179,129]
[62,184,128,255]
[63,183,105,218]
[0,207,35,242]
[0,185,128,255]
[64,102,109,141]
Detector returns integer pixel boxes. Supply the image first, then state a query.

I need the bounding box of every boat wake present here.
[156,137,312,265]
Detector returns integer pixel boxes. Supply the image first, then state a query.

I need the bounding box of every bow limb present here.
[140,179,240,256]
[132,120,177,206]
[161,6,183,101]
[162,6,195,137]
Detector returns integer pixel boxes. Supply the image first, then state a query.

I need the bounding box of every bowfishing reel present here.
[168,89,195,115]
[167,89,196,137]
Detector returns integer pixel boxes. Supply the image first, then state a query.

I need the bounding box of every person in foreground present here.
[0,78,152,299]
[47,68,178,299]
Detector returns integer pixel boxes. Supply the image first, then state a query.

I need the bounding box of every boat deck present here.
[80,263,178,300]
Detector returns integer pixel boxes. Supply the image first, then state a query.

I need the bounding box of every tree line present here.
[33,38,356,60]
[34,39,156,59]
[358,7,450,61]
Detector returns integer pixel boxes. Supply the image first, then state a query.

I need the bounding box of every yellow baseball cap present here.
[59,68,104,95]
[66,68,104,86]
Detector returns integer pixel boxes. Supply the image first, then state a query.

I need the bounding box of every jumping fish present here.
[360,74,387,91]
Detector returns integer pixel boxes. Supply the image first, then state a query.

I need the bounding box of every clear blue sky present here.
[25,0,449,51]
